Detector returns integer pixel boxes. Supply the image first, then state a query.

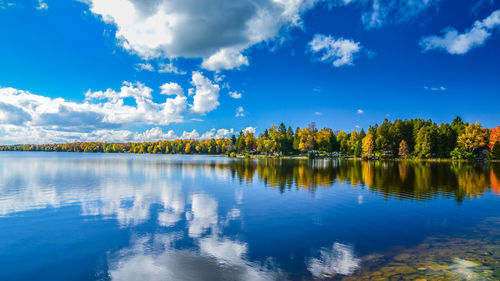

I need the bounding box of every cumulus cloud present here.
[308,34,363,67]
[357,109,364,114]
[135,62,154,71]
[201,48,249,71]
[134,127,178,142]
[228,91,243,99]
[0,102,32,125]
[160,82,184,96]
[334,0,441,29]
[180,129,200,140]
[235,106,245,117]
[81,0,319,70]
[158,62,186,75]
[0,125,241,144]
[0,83,246,144]
[83,81,187,125]
[419,9,500,54]
[189,71,220,115]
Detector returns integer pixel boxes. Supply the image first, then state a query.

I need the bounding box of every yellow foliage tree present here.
[362,132,375,158]
[457,122,488,152]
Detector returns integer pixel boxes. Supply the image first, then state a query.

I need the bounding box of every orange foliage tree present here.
[490,126,500,149]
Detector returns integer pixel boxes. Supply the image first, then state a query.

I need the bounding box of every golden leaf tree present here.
[362,132,375,158]
[457,122,488,152]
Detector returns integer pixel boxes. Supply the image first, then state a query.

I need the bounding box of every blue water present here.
[0,152,498,280]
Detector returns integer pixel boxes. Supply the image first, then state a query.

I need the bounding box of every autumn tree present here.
[316,128,335,152]
[244,131,256,151]
[457,122,488,153]
[362,132,375,158]
[490,127,500,150]
[398,140,409,157]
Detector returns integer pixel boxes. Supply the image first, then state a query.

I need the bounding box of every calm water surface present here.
[0,152,499,281]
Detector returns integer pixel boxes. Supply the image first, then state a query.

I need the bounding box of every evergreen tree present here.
[491,141,500,160]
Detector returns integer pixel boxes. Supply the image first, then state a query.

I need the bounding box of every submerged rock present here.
[341,217,500,281]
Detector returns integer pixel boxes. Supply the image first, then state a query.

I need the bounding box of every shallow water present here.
[0,152,498,280]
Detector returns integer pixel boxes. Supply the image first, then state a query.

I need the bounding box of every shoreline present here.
[1,150,498,162]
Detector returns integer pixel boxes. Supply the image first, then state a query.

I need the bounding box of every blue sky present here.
[0,0,499,143]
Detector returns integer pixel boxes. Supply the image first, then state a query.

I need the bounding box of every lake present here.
[0,152,499,281]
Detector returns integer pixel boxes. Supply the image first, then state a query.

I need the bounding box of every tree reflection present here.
[223,159,499,202]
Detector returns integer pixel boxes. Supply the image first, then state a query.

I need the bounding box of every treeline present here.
[1,117,499,160]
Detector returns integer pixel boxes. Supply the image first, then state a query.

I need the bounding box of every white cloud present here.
[228,91,243,99]
[189,71,220,115]
[235,106,245,117]
[0,125,243,144]
[307,243,360,277]
[420,10,500,54]
[423,86,446,91]
[180,129,200,140]
[242,126,256,134]
[308,34,362,67]
[314,111,322,116]
[0,84,247,144]
[81,0,320,70]
[83,81,188,125]
[158,62,186,75]
[357,109,364,114]
[200,128,235,139]
[134,62,154,71]
[201,48,249,71]
[36,0,48,10]
[160,82,184,96]
[134,127,178,142]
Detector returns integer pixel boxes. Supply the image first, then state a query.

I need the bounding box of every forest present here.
[1,117,499,160]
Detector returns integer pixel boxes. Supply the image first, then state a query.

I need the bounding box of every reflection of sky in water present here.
[0,152,499,280]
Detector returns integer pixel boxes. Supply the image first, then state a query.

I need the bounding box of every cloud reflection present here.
[307,243,360,278]
[108,192,282,281]
[109,235,280,281]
